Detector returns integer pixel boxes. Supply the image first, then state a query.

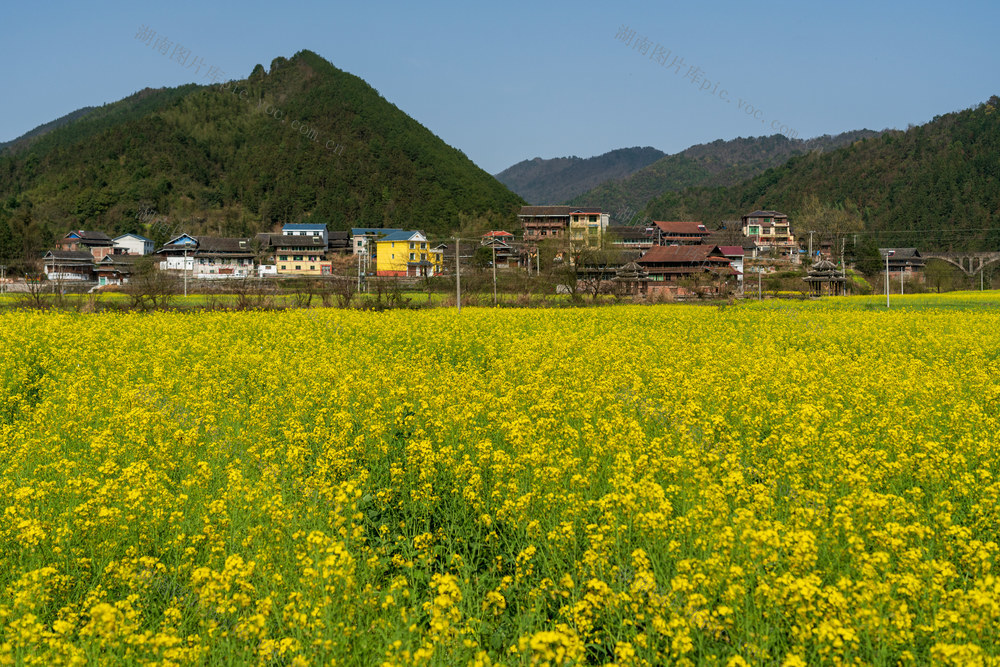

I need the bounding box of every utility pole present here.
[758,266,762,300]
[183,247,188,298]
[808,231,814,260]
[884,250,894,308]
[455,237,461,313]
[357,251,362,292]
[840,238,847,296]
[492,243,498,306]
[0,264,5,295]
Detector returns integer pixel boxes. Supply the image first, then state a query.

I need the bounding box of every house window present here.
[421,253,427,260]
[295,265,301,270]
[409,242,415,249]
[357,240,362,247]
[294,255,303,261]
[310,266,315,271]
[280,255,287,261]
[420,242,427,249]
[589,215,597,222]
[391,254,395,259]
[409,253,416,260]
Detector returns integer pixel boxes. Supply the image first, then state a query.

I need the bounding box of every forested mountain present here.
[0,106,98,153]
[570,131,883,217]
[0,50,523,263]
[642,97,1000,250]
[495,146,665,204]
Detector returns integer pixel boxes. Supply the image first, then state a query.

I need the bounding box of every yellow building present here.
[375,231,442,277]
[569,209,610,251]
[274,235,331,276]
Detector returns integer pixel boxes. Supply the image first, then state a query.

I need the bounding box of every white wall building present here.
[113,233,155,255]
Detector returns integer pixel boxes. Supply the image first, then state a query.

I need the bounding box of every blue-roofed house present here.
[282,223,329,248]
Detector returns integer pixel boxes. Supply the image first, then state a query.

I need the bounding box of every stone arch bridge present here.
[921,251,1000,276]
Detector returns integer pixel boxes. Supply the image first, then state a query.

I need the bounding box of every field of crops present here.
[2,296,1000,665]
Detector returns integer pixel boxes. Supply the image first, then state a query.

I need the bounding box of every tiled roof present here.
[196,237,253,253]
[653,221,708,235]
[744,210,787,218]
[64,230,113,243]
[272,235,326,249]
[717,246,745,257]
[380,230,425,242]
[44,250,94,261]
[638,245,724,264]
[879,247,922,259]
[519,206,602,216]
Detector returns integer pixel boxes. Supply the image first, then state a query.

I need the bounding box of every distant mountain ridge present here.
[569,131,883,219]
[495,146,665,204]
[0,106,98,153]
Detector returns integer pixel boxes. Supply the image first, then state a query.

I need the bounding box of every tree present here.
[924,259,954,293]
[852,236,883,277]
[123,256,178,310]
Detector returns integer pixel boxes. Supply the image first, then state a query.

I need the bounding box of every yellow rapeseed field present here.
[2,298,1000,665]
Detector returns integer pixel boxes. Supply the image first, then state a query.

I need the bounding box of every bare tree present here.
[124,256,179,310]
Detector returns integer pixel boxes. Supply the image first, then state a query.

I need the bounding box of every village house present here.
[879,248,926,279]
[636,244,737,297]
[157,235,255,278]
[375,230,443,277]
[741,210,798,262]
[113,233,155,256]
[57,230,115,260]
[42,250,95,281]
[607,225,657,252]
[519,206,609,246]
[717,246,745,287]
[481,231,521,268]
[94,254,138,286]
[283,223,329,246]
[273,234,330,276]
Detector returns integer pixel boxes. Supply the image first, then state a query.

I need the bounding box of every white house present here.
[718,246,745,285]
[113,233,155,256]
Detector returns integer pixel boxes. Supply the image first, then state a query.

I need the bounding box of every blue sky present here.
[1,0,998,174]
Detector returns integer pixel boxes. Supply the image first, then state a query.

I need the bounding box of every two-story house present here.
[274,234,331,276]
[57,231,115,260]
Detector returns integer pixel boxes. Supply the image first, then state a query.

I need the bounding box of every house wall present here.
[114,237,153,255]
[276,252,329,275]
[193,257,253,278]
[376,239,438,276]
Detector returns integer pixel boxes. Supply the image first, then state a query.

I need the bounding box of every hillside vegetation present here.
[495,146,665,204]
[643,97,1000,250]
[570,131,881,217]
[0,50,523,262]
